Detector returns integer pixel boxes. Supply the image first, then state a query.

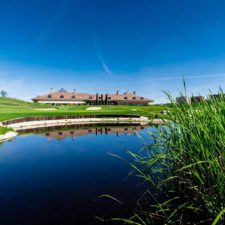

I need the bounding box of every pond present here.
[0,124,153,225]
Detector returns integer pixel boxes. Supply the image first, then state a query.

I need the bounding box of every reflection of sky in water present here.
[0,125,153,225]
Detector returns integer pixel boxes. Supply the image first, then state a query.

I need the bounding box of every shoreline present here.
[0,116,165,142]
[0,131,18,143]
[5,117,150,131]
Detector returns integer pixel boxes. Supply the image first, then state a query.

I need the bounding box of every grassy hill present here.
[0,97,170,122]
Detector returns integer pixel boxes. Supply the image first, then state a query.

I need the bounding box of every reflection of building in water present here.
[40,126,145,142]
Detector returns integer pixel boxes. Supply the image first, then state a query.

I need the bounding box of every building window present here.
[89,96,93,99]
[132,97,136,100]
[48,95,52,98]
[60,95,64,98]
[124,97,128,100]
[140,97,144,100]
[71,95,75,99]
[108,97,111,100]
[98,97,101,99]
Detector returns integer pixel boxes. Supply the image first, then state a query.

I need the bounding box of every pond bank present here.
[1,115,152,131]
[0,116,165,142]
[0,131,18,143]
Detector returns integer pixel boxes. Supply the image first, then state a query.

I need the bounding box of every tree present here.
[101,94,104,105]
[96,93,99,105]
[105,93,108,105]
[0,90,7,97]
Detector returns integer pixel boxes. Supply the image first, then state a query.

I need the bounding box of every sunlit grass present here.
[0,126,13,135]
[0,97,170,121]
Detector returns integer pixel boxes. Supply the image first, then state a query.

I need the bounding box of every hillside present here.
[0,97,47,109]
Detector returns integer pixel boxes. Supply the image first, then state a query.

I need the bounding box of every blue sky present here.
[1,0,225,103]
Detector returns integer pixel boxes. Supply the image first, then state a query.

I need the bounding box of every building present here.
[176,96,191,104]
[32,88,153,106]
[191,96,205,103]
[208,94,225,100]
[176,96,205,104]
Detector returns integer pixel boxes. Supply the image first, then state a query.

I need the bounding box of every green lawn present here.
[0,97,171,121]
[0,126,13,135]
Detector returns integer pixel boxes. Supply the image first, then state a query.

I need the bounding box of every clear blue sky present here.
[1,0,225,103]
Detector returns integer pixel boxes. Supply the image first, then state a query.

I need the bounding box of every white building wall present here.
[37,100,86,105]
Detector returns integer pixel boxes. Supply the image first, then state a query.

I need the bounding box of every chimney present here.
[133,91,136,95]
[116,90,119,95]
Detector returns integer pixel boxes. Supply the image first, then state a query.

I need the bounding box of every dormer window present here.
[60,95,64,99]
[140,97,144,100]
[124,97,128,100]
[71,95,75,99]
[48,95,52,98]
[89,96,93,99]
[132,97,136,100]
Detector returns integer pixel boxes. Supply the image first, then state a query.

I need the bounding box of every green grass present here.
[0,97,170,121]
[0,126,13,135]
[115,92,225,224]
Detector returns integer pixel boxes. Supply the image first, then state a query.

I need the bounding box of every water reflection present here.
[18,123,147,142]
[0,124,151,225]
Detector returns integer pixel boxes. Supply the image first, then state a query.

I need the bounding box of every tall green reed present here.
[116,91,225,224]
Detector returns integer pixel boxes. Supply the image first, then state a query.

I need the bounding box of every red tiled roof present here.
[32,89,153,102]
[106,93,151,101]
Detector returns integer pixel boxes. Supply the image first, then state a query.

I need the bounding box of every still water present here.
[0,124,153,225]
